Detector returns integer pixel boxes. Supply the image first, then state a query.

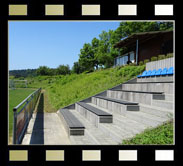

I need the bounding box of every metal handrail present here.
[13,88,41,111]
[13,88,41,144]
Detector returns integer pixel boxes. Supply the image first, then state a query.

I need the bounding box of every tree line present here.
[74,22,173,74]
[10,22,173,77]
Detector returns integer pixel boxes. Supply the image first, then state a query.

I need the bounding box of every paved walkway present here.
[22,112,71,145]
[22,92,70,145]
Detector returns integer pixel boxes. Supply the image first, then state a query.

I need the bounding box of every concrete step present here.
[139,103,174,119]
[152,100,174,110]
[123,111,170,127]
[70,135,96,145]
[69,109,118,145]
[122,82,174,94]
[87,103,171,143]
[92,96,139,115]
[90,100,169,128]
[88,103,148,132]
[75,102,112,127]
[98,123,134,143]
[164,94,174,102]
[107,90,165,105]
[137,76,173,82]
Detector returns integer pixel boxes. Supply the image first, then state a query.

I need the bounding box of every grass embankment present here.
[26,65,145,110]
[9,88,35,142]
[122,121,174,145]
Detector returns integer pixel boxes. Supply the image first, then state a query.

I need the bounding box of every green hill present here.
[26,65,145,111]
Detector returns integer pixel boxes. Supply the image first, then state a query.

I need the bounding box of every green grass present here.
[26,65,145,110]
[9,88,35,140]
[122,121,174,145]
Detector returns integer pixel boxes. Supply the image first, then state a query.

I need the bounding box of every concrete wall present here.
[146,57,174,71]
[76,103,100,127]
[122,82,174,94]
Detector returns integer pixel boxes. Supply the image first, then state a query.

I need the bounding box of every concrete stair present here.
[58,76,174,145]
[69,109,118,145]
[152,100,174,110]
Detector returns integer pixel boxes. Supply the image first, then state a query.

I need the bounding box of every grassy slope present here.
[27,65,145,110]
[122,121,174,145]
[9,88,35,138]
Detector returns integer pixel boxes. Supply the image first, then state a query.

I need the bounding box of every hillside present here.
[26,65,145,111]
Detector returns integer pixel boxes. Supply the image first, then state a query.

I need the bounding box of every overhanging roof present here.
[114,30,173,48]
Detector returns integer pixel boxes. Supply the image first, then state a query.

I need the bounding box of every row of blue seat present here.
[137,67,174,78]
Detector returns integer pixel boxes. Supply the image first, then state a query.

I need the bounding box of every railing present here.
[146,57,174,71]
[13,88,41,144]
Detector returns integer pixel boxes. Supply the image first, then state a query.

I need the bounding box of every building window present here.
[129,52,135,63]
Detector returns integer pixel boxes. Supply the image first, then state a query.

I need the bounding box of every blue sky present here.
[9,21,121,70]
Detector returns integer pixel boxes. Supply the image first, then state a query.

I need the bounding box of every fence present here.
[146,57,174,71]
[13,88,41,144]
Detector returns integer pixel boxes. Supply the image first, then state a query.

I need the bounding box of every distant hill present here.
[9,69,37,78]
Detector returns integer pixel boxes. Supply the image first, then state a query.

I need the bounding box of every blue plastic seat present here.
[167,67,174,75]
[137,71,146,78]
[155,69,162,76]
[146,70,152,77]
[150,69,156,77]
[161,68,168,75]
[141,71,148,77]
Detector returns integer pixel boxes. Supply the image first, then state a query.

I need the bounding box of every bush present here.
[166,53,173,58]
[139,61,144,66]
[129,63,136,66]
[158,54,166,60]
[151,56,158,61]
[144,59,150,64]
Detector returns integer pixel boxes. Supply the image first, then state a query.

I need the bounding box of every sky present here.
[9,21,121,70]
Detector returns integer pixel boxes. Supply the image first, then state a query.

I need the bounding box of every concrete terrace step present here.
[164,93,174,102]
[98,122,134,143]
[88,103,148,132]
[139,103,174,118]
[76,102,112,127]
[92,96,139,114]
[76,102,113,124]
[90,100,169,127]
[88,103,169,128]
[69,109,118,145]
[121,82,174,94]
[152,100,174,110]
[110,89,164,94]
[107,90,165,105]
[87,103,171,143]
[58,109,85,136]
[95,96,139,105]
[70,135,95,145]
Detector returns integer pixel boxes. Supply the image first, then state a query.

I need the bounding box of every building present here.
[114,30,173,66]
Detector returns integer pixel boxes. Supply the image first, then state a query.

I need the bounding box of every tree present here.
[77,21,174,72]
[91,38,100,69]
[78,43,95,72]
[72,62,81,74]
[36,66,50,76]
[56,64,70,75]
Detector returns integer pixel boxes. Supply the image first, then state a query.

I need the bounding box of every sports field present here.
[9,88,35,143]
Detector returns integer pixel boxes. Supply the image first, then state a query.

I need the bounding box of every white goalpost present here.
[9,80,28,89]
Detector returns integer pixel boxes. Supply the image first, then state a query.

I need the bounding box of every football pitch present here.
[9,88,35,142]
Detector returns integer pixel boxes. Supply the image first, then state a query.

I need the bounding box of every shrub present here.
[139,61,144,66]
[144,59,150,64]
[158,54,166,60]
[166,53,173,58]
[129,63,136,66]
[151,56,158,61]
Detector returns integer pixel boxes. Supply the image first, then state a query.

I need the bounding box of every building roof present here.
[114,30,173,48]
